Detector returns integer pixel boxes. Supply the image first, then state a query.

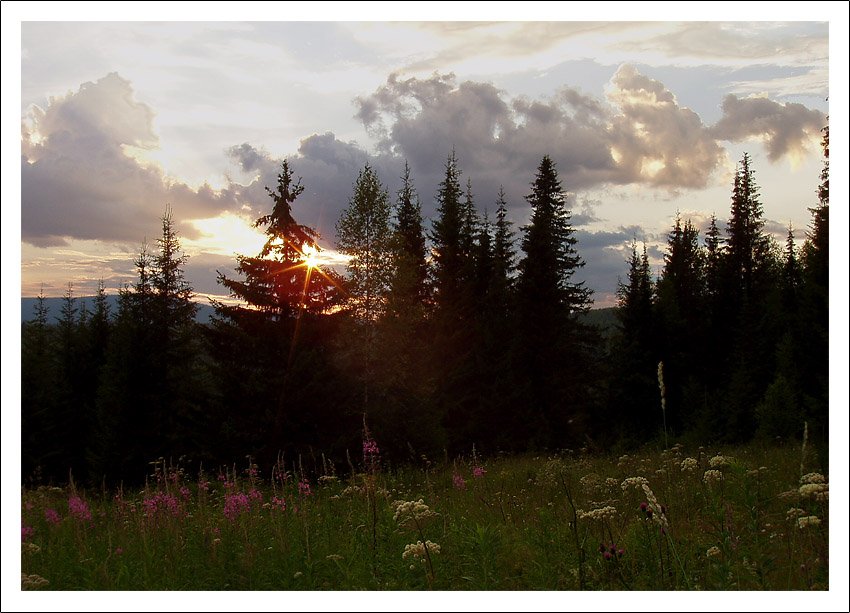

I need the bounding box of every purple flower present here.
[223,491,251,522]
[22,522,35,542]
[298,479,312,497]
[452,473,467,490]
[68,495,92,522]
[45,508,61,525]
[472,465,486,479]
[115,547,124,556]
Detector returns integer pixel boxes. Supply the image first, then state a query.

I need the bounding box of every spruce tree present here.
[516,155,593,448]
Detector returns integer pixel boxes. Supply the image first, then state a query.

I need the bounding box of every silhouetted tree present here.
[515,155,593,448]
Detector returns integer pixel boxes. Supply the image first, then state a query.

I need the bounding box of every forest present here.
[20,128,829,487]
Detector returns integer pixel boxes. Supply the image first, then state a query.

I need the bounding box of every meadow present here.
[20,441,828,591]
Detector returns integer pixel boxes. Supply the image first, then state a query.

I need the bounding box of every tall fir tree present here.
[388,161,428,315]
[723,154,780,441]
[516,155,593,448]
[210,161,347,463]
[656,215,705,433]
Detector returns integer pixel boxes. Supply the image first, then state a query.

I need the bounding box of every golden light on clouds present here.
[186,213,267,257]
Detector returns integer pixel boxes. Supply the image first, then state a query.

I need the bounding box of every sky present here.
[8,6,843,311]
[3,3,850,610]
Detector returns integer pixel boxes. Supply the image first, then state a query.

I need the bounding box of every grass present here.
[20,442,828,591]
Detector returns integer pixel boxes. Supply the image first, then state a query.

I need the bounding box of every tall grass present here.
[20,442,828,590]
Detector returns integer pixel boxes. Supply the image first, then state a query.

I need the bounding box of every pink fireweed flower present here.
[22,522,34,542]
[298,479,312,497]
[68,495,92,522]
[180,486,191,500]
[271,496,287,512]
[114,547,123,556]
[452,472,467,490]
[472,465,486,479]
[44,508,61,525]
[223,491,252,522]
[142,491,182,519]
[363,438,380,467]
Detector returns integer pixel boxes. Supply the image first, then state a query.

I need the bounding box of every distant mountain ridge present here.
[20,296,217,324]
[22,296,619,333]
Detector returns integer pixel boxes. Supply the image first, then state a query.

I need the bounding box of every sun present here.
[301,243,319,270]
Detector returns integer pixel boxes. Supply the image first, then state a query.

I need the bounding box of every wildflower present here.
[799,483,828,500]
[298,478,312,497]
[578,506,617,521]
[452,472,467,490]
[223,491,251,522]
[797,516,821,529]
[402,540,441,561]
[786,507,806,521]
[703,470,723,485]
[640,483,669,531]
[142,491,181,519]
[621,476,649,492]
[393,499,438,530]
[271,496,287,512]
[21,573,49,590]
[326,554,343,562]
[180,486,191,500]
[709,455,729,469]
[680,458,698,472]
[115,547,123,556]
[21,522,34,542]
[605,478,619,487]
[318,475,338,485]
[22,542,41,555]
[472,465,486,479]
[706,546,721,558]
[293,571,303,579]
[800,472,825,485]
[363,438,380,467]
[68,495,92,522]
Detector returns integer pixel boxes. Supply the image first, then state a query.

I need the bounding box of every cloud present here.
[21,73,239,247]
[710,94,826,161]
[355,65,727,202]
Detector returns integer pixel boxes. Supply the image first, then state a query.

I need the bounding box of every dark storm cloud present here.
[710,94,826,161]
[21,73,238,247]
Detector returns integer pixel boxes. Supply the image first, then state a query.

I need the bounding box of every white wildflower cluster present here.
[402,540,441,562]
[578,506,617,521]
[706,546,721,558]
[22,542,41,555]
[621,476,649,492]
[709,455,729,469]
[797,516,821,529]
[800,472,826,485]
[617,455,630,469]
[340,485,363,497]
[799,483,829,503]
[317,475,338,485]
[786,507,807,521]
[703,470,723,485]
[393,499,438,529]
[641,483,669,530]
[604,478,620,488]
[579,473,601,489]
[539,458,567,486]
[21,573,49,590]
[680,457,698,473]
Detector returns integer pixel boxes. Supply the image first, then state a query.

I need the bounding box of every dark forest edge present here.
[21,128,829,486]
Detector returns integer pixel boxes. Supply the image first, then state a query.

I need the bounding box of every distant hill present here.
[22,297,619,333]
[578,306,619,339]
[21,296,217,324]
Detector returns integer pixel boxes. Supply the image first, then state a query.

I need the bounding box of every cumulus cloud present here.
[710,94,826,161]
[21,73,239,247]
[354,65,727,203]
